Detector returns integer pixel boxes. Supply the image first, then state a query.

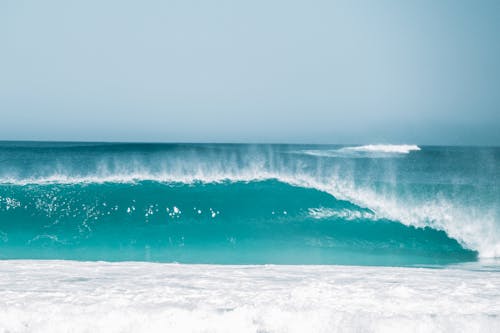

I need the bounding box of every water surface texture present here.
[0,142,498,266]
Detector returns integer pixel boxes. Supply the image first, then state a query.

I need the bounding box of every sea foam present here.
[300,144,421,157]
[342,144,421,153]
[0,260,499,333]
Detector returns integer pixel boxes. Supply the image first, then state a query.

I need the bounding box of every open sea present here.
[0,142,499,332]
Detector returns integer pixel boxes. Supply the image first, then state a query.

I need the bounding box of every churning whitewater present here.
[2,260,500,333]
[0,142,499,264]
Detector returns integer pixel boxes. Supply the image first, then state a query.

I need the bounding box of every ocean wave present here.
[287,175,500,259]
[0,143,497,260]
[1,172,498,259]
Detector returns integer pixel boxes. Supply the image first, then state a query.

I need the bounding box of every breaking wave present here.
[0,142,498,263]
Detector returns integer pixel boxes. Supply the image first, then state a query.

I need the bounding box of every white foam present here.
[0,173,266,186]
[342,144,421,154]
[299,144,420,157]
[308,207,377,221]
[0,260,499,333]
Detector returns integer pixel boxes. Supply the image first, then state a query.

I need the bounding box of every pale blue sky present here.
[1,0,499,144]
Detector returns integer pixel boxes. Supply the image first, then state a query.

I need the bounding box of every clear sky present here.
[1,0,499,144]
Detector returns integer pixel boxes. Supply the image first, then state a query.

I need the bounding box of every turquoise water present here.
[0,142,498,266]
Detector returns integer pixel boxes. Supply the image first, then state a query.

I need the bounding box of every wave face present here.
[0,142,499,265]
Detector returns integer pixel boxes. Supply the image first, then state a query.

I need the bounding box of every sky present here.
[1,0,499,145]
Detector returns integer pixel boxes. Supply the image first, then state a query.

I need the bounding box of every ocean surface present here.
[0,142,499,332]
[1,141,498,265]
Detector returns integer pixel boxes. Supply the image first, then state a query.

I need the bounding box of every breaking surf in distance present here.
[1,141,499,265]
[341,144,421,153]
[300,144,422,158]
